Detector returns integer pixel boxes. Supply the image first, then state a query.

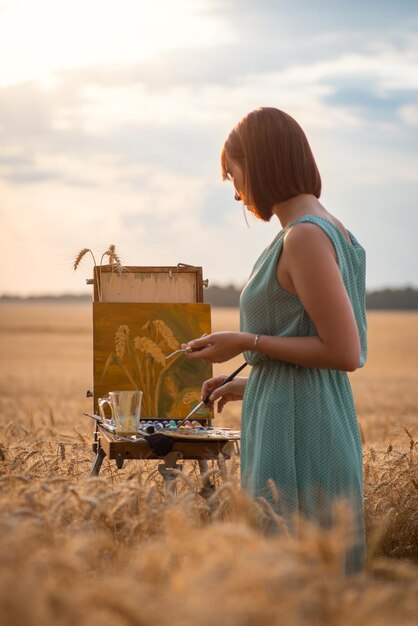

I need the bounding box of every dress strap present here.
[287,214,350,242]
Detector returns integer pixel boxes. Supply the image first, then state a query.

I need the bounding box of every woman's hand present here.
[201,375,248,414]
[183,331,251,363]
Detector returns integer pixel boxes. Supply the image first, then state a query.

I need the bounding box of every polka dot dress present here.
[240,214,367,574]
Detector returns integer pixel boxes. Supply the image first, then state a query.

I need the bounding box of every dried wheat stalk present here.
[73,248,97,271]
[100,244,124,274]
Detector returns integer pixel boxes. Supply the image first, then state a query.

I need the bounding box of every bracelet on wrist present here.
[254,334,261,350]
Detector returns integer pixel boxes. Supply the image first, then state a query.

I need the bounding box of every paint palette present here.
[138,419,240,440]
[154,428,241,441]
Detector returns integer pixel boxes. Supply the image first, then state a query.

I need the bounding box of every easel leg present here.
[89,448,106,478]
[158,451,183,494]
[198,459,216,499]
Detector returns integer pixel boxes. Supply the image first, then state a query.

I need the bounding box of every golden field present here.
[0,303,417,625]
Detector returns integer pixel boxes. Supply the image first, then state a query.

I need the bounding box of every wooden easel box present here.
[91,265,213,421]
[93,264,205,303]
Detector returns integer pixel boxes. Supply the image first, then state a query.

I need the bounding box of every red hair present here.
[221,107,322,221]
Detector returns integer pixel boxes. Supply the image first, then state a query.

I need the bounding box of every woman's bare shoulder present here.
[283,221,337,260]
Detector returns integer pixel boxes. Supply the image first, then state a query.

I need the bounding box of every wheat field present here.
[0,303,417,626]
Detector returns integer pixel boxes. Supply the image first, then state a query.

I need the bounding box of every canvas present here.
[93,303,213,419]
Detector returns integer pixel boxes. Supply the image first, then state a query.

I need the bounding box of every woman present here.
[185,107,367,574]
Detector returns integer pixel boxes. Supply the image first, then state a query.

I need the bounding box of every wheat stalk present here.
[100,244,124,274]
[73,248,97,271]
[73,245,122,301]
[97,244,124,301]
[107,244,123,271]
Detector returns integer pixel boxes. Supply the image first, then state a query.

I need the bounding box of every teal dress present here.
[239,214,367,574]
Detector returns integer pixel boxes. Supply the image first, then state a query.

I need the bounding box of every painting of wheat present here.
[93,303,213,418]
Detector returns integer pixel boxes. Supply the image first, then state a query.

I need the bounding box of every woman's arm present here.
[186,224,361,371]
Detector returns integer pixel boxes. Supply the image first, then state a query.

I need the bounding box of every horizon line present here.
[1,283,418,300]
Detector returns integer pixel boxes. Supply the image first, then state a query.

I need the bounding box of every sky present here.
[0,0,417,296]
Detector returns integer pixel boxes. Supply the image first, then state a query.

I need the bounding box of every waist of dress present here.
[246,355,350,388]
[244,350,300,370]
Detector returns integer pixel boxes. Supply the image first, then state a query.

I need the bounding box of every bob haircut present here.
[221,107,322,221]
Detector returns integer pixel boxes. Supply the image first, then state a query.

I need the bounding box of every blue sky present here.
[0,0,417,295]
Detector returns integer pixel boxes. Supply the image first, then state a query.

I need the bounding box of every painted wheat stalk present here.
[115,325,129,359]
[142,319,181,354]
[153,319,180,351]
[134,337,166,366]
[103,320,186,418]
[165,376,177,399]
[102,325,141,392]
[182,390,201,406]
[165,388,202,419]
[134,336,167,416]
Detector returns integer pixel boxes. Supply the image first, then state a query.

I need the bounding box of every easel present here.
[86,264,240,497]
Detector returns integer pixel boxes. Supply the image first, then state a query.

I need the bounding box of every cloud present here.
[398,104,418,126]
[210,0,418,33]
[0,0,234,86]
[1,1,418,294]
[1,32,417,155]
